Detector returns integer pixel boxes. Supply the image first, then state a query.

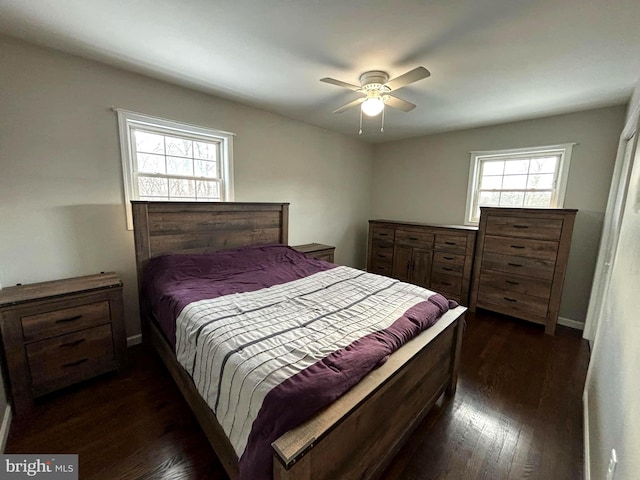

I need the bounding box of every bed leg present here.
[445,316,465,398]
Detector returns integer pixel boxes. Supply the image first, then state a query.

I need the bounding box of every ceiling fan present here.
[320,66,431,116]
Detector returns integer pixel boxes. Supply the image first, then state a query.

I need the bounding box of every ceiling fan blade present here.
[333,97,365,114]
[384,95,417,112]
[320,77,361,91]
[384,67,431,91]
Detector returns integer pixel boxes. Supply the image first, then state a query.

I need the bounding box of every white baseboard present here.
[583,390,591,480]
[127,334,142,347]
[0,403,12,453]
[558,316,585,330]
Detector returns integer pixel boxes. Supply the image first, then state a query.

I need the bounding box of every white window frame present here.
[116,109,235,230]
[464,143,574,225]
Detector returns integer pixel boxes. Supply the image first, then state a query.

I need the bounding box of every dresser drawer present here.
[432,261,463,276]
[485,215,563,240]
[21,300,111,342]
[371,226,395,243]
[433,251,465,266]
[477,285,548,319]
[27,324,115,397]
[483,235,558,262]
[434,234,467,254]
[370,261,392,276]
[481,252,556,280]
[370,243,394,264]
[395,229,434,248]
[430,272,462,297]
[479,271,551,299]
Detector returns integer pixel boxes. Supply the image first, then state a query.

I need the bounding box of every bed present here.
[131,201,466,480]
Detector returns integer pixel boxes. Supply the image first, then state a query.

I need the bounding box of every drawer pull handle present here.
[503,297,518,302]
[63,358,88,368]
[513,224,529,229]
[379,233,388,236]
[445,241,456,245]
[441,282,453,286]
[377,254,386,258]
[505,280,520,285]
[59,339,86,348]
[408,237,419,241]
[508,262,523,267]
[443,267,453,271]
[55,315,82,324]
[510,245,525,249]
[443,256,454,260]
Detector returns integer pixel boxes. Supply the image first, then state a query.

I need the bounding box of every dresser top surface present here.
[370,219,478,231]
[0,273,122,307]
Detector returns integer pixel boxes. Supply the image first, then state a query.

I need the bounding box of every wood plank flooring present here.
[6,310,589,479]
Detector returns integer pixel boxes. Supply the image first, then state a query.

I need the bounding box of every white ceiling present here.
[1,0,639,142]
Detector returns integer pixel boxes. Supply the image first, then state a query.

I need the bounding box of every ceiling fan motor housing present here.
[359,71,390,90]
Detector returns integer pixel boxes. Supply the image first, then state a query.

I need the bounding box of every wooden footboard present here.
[272,309,465,480]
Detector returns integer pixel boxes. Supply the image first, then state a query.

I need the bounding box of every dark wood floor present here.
[6,311,589,479]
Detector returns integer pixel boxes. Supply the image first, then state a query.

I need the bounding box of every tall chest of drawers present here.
[0,273,126,415]
[367,220,477,305]
[469,207,577,334]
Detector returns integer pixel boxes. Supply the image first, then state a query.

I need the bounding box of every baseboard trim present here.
[558,316,584,330]
[127,334,142,347]
[0,403,12,453]
[583,390,591,480]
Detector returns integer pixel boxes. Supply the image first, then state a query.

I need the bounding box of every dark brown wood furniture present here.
[0,273,126,415]
[469,207,577,335]
[367,220,477,305]
[131,201,465,480]
[292,243,335,262]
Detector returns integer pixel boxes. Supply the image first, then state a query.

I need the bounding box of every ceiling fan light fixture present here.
[361,96,385,116]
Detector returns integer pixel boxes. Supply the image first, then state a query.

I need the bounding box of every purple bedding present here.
[143,244,336,347]
[142,244,456,479]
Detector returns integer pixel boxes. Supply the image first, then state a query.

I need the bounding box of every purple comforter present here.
[143,244,455,479]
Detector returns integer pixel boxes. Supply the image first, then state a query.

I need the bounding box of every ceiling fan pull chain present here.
[359,109,363,135]
[381,108,385,133]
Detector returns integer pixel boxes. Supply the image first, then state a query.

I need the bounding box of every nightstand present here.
[0,273,126,415]
[292,243,336,263]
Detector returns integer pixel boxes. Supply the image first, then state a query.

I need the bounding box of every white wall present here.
[584,80,640,480]
[0,35,373,345]
[371,106,626,323]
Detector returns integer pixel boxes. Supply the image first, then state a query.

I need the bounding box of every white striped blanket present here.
[175,265,445,476]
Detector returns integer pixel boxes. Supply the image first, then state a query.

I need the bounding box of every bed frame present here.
[131,201,465,480]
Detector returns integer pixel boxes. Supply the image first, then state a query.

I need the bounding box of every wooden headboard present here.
[131,201,289,285]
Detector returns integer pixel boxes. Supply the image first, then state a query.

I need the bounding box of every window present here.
[117,110,234,229]
[465,144,574,224]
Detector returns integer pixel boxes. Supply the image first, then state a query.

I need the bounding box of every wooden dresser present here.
[292,243,335,262]
[469,207,577,334]
[367,220,477,305]
[0,273,126,415]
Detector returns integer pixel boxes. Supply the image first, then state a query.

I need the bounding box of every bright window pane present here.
[482,161,504,175]
[194,141,217,160]
[167,156,193,176]
[137,153,166,174]
[527,174,554,189]
[499,191,525,206]
[195,159,218,178]
[138,176,168,197]
[196,180,221,199]
[504,159,529,174]
[165,136,192,157]
[169,178,195,198]
[524,191,552,207]
[481,176,502,189]
[502,175,527,189]
[135,131,165,154]
[530,156,557,174]
[478,191,500,206]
